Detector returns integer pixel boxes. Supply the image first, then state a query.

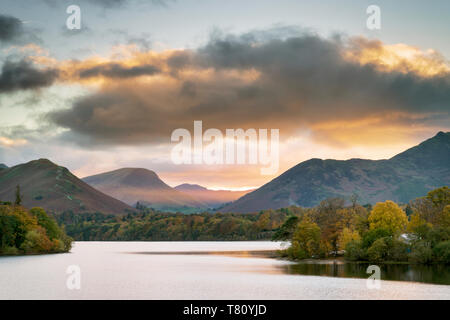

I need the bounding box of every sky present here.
[0,0,449,190]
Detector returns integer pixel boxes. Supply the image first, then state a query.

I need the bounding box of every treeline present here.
[0,204,73,255]
[54,209,291,241]
[274,187,450,264]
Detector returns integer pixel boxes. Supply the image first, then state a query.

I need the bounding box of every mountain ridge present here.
[83,168,206,211]
[174,183,254,208]
[220,132,450,213]
[0,159,133,214]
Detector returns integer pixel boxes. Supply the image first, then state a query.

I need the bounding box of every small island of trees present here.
[0,185,73,255]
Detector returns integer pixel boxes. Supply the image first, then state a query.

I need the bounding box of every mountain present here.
[0,164,7,170]
[0,159,133,214]
[83,168,206,212]
[174,184,254,208]
[221,132,450,213]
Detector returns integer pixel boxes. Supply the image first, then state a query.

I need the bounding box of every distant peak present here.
[28,158,57,166]
[435,131,449,138]
[175,183,208,191]
[116,167,157,174]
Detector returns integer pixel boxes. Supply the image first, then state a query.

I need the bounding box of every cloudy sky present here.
[0,0,449,190]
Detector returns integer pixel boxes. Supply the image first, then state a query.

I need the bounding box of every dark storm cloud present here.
[48,31,450,146]
[195,33,450,116]
[0,60,58,93]
[0,15,24,43]
[0,14,42,45]
[78,63,160,79]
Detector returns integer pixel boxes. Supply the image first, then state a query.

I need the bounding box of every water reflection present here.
[130,250,278,258]
[279,260,450,285]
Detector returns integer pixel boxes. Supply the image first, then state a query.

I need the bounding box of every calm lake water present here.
[0,241,449,300]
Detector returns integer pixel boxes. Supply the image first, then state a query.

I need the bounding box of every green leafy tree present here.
[426,186,450,211]
[344,240,366,261]
[409,241,433,264]
[433,241,450,264]
[30,207,61,240]
[367,237,389,262]
[272,215,299,241]
[0,204,72,255]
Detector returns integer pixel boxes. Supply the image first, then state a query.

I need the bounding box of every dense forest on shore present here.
[0,188,73,255]
[6,181,447,265]
[55,209,289,241]
[53,187,450,265]
[274,187,449,264]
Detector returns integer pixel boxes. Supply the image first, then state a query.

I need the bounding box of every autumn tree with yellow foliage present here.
[368,201,408,235]
[279,187,449,264]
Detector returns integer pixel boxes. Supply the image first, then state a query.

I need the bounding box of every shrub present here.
[1,246,19,255]
[433,241,450,264]
[286,243,308,260]
[20,227,53,254]
[409,241,433,264]
[367,237,389,262]
[345,240,366,261]
[362,227,392,249]
[387,239,409,262]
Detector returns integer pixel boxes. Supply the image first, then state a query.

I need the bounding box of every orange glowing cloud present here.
[345,38,450,77]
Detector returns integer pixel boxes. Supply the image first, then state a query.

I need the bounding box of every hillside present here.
[175,184,253,208]
[83,168,206,212]
[0,159,133,214]
[221,132,450,213]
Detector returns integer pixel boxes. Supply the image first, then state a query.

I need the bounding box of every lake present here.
[0,241,449,300]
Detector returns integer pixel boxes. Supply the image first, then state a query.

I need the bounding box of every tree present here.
[439,205,450,228]
[20,227,53,254]
[0,204,72,255]
[350,193,359,209]
[411,187,450,226]
[409,240,433,264]
[426,186,450,211]
[407,213,432,238]
[15,185,22,206]
[338,227,360,251]
[344,240,366,261]
[290,217,321,258]
[272,215,299,241]
[314,198,345,255]
[367,237,389,262]
[30,207,61,240]
[433,240,450,264]
[368,201,408,235]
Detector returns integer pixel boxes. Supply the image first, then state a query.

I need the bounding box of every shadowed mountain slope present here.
[83,168,206,211]
[221,132,450,213]
[0,159,133,214]
[174,183,254,208]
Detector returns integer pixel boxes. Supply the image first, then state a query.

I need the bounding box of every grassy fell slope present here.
[0,159,133,214]
[221,132,450,213]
